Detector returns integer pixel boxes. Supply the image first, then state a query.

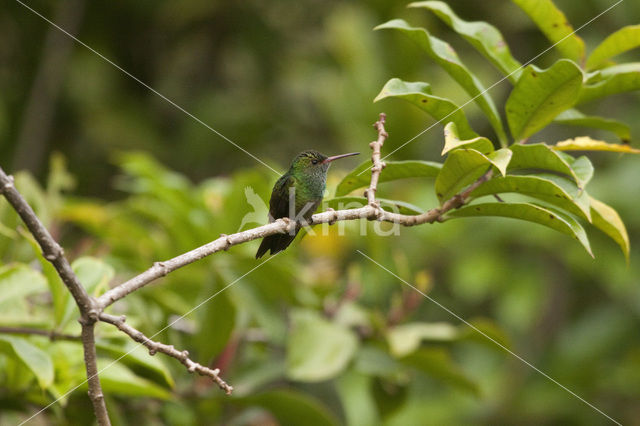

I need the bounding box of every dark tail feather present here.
[255,230,298,258]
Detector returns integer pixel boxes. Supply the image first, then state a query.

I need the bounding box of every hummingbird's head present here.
[290,150,359,177]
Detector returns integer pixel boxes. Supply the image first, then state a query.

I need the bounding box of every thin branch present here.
[99,313,233,395]
[0,167,109,425]
[365,113,388,208]
[0,112,493,425]
[0,170,95,316]
[0,326,79,341]
[97,113,489,309]
[81,322,111,426]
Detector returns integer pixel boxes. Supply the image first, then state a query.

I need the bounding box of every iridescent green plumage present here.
[255,150,358,258]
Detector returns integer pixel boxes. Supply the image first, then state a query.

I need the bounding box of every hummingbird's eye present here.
[311,159,319,165]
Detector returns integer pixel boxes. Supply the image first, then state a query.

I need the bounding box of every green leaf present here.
[459,318,512,349]
[325,197,423,216]
[336,371,380,426]
[442,122,493,155]
[436,149,490,203]
[58,257,115,328]
[409,1,523,81]
[554,109,631,143]
[335,158,442,197]
[587,25,640,70]
[374,78,478,140]
[18,230,70,326]
[375,20,507,144]
[286,310,358,382]
[237,390,340,426]
[0,336,54,388]
[578,63,640,104]
[95,340,174,388]
[73,257,114,296]
[553,136,640,154]
[469,174,591,221]
[94,359,171,399]
[0,264,47,305]
[488,149,514,177]
[511,0,585,62]
[435,149,511,203]
[508,143,592,188]
[589,197,630,261]
[447,202,593,256]
[194,284,235,362]
[400,348,480,396]
[387,322,459,357]
[506,59,583,141]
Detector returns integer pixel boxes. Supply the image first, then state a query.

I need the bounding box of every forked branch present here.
[0,113,491,426]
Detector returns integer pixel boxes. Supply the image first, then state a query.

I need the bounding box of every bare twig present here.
[81,321,110,425]
[99,313,233,394]
[97,113,489,309]
[0,113,495,425]
[0,167,109,424]
[0,326,79,341]
[365,113,388,208]
[0,171,95,315]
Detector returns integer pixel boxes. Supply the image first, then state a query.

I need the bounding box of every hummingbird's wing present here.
[256,174,298,259]
[268,174,296,221]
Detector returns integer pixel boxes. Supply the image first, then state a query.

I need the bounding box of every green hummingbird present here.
[255,150,359,258]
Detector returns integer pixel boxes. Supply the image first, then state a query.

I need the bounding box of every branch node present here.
[326,207,339,225]
[153,261,168,276]
[1,175,14,193]
[219,234,232,250]
[44,243,64,261]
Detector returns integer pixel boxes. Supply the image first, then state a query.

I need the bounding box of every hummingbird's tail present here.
[255,230,298,258]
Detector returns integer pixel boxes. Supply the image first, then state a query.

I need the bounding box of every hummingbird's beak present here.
[322,152,360,164]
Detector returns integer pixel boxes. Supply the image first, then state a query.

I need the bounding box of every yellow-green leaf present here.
[335,158,442,197]
[578,63,640,104]
[553,137,640,154]
[375,20,507,144]
[436,148,512,203]
[554,109,631,143]
[589,197,630,261]
[374,78,478,140]
[0,336,54,389]
[511,0,585,62]
[387,322,459,357]
[509,143,593,188]
[470,174,591,221]
[442,122,493,155]
[448,202,593,256]
[587,25,640,70]
[409,1,523,81]
[286,310,358,382]
[435,149,490,203]
[506,60,583,141]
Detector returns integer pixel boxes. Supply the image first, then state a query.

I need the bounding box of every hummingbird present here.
[255,150,359,258]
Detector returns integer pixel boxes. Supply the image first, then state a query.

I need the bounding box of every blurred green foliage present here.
[1,0,640,425]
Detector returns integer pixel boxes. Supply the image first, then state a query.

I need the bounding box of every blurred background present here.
[1,0,639,424]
